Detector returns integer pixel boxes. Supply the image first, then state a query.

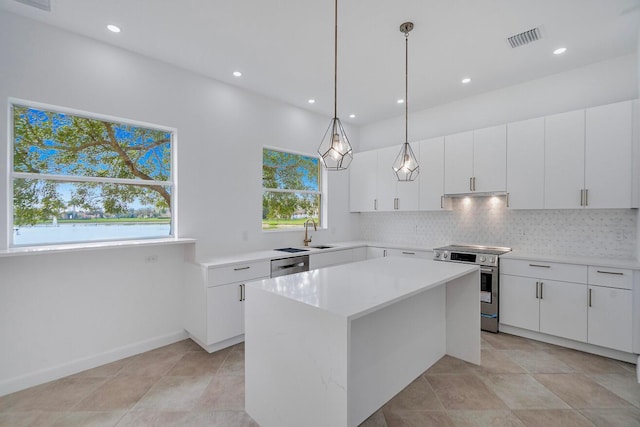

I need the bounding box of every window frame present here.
[7,98,178,247]
[262,145,327,232]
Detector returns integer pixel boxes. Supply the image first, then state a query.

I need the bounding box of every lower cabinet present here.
[501,259,636,353]
[206,283,244,344]
[366,247,432,260]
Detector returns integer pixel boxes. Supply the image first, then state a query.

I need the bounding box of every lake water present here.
[13,223,171,246]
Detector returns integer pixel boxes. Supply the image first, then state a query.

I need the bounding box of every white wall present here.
[360,54,637,150]
[0,12,359,395]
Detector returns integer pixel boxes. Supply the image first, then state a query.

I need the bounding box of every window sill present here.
[0,237,196,258]
[262,227,328,233]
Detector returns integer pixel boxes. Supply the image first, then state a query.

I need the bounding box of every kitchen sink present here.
[275,247,309,253]
[310,245,334,249]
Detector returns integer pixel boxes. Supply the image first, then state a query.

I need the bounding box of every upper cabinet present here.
[507,117,545,209]
[418,137,449,211]
[545,100,634,209]
[444,125,506,195]
[349,150,377,212]
[584,101,633,209]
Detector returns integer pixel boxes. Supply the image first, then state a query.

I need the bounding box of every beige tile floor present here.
[0,332,638,426]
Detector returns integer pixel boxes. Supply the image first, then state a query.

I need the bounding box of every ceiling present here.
[1,0,639,125]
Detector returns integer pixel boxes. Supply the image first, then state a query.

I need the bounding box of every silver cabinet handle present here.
[234,266,250,271]
[585,189,589,206]
[374,199,378,210]
[383,249,387,257]
[239,284,244,302]
[539,281,543,299]
[402,251,415,255]
[473,177,476,191]
[470,177,473,191]
[506,193,510,208]
[580,189,584,206]
[596,270,624,275]
[588,288,592,307]
[394,198,399,210]
[535,281,539,299]
[440,196,444,209]
[529,264,551,268]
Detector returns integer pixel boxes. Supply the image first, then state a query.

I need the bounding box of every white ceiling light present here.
[553,47,567,55]
[308,99,315,104]
[233,71,242,77]
[397,99,405,104]
[107,24,121,33]
[349,114,356,118]
[462,77,471,84]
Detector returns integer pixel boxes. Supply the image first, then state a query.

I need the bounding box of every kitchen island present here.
[245,257,480,427]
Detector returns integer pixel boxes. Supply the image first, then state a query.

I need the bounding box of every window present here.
[11,102,175,246]
[262,148,323,230]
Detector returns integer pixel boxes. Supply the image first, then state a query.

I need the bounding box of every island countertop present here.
[247,257,478,320]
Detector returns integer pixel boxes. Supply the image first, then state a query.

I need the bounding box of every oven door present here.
[480,266,499,332]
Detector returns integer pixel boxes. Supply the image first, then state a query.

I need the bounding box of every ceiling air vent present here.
[507,27,541,48]
[14,0,51,11]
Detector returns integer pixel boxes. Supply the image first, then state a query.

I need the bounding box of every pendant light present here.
[392,22,419,181]
[318,0,353,171]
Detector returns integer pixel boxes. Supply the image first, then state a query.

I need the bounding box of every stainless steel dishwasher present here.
[270,255,309,278]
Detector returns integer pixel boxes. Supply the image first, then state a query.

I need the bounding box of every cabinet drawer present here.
[208,260,270,286]
[385,248,432,259]
[310,249,353,270]
[588,266,632,290]
[501,259,587,283]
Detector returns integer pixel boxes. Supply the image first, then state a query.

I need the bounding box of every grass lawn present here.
[57,217,170,224]
[262,218,319,230]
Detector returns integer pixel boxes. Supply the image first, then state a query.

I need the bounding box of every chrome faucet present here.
[303,218,317,246]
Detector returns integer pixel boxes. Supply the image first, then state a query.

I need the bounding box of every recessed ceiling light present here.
[553,47,567,55]
[106,24,121,33]
[308,99,315,104]
[461,77,471,84]
[397,99,404,104]
[232,71,242,77]
[349,114,356,118]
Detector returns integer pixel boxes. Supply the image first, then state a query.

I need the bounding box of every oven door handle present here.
[480,267,495,273]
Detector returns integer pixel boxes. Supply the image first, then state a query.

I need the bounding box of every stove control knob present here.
[479,256,486,263]
[434,251,440,258]
[443,253,448,259]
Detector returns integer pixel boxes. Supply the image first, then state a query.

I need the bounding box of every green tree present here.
[12,106,172,226]
[262,149,320,223]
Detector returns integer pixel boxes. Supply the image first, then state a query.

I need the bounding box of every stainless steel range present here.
[433,244,512,333]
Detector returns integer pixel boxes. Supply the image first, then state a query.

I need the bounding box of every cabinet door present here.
[377,146,399,211]
[349,150,378,212]
[539,280,587,342]
[507,118,544,209]
[444,131,474,194]
[207,284,244,344]
[418,137,447,210]
[588,286,633,352]
[473,125,507,193]
[366,247,387,259]
[545,110,585,208]
[499,275,540,331]
[585,101,633,208]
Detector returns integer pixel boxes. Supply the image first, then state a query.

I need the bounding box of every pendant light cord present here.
[334,0,338,120]
[405,31,408,145]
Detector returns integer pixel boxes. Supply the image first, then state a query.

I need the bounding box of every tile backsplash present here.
[359,197,637,259]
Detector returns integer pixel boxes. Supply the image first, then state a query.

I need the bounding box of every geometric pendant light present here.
[392,22,419,181]
[318,0,353,171]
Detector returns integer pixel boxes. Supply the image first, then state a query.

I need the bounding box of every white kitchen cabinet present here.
[207,283,244,345]
[500,275,540,331]
[588,285,633,352]
[366,247,387,259]
[473,125,507,193]
[545,100,634,209]
[418,137,450,210]
[349,150,378,212]
[444,126,506,195]
[544,109,585,209]
[506,117,545,209]
[184,260,270,352]
[384,248,431,259]
[584,101,634,208]
[444,131,474,194]
[309,247,366,270]
[539,280,587,342]
[377,145,419,211]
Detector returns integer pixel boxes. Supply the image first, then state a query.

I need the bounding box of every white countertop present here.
[247,257,478,320]
[503,251,640,270]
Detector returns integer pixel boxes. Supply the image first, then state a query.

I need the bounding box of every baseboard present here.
[499,324,638,364]
[0,329,188,397]
[190,334,244,353]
